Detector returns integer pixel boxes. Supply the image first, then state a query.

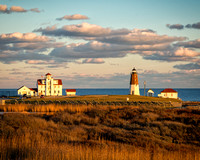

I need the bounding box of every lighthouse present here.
[130,68,140,95]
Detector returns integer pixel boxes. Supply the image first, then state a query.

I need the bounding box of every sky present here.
[0,0,200,89]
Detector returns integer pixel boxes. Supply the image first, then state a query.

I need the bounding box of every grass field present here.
[0,102,200,160]
[5,95,182,109]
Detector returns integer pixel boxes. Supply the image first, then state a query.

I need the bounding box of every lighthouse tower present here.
[130,68,140,95]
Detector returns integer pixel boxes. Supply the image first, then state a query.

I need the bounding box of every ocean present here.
[0,88,199,102]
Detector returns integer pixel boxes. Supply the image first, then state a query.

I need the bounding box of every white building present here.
[37,73,62,96]
[66,89,76,96]
[158,88,178,99]
[147,89,154,97]
[18,86,37,96]
[130,68,140,95]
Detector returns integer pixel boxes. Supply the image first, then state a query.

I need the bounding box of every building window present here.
[54,91,56,93]
[58,91,60,93]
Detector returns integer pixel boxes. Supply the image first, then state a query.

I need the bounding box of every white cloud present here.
[56,14,89,21]
[10,6,27,12]
[174,47,199,57]
[82,58,105,64]
[0,32,65,64]
[0,4,7,12]
[97,29,186,45]
[0,4,41,14]
[0,32,50,42]
[34,22,129,38]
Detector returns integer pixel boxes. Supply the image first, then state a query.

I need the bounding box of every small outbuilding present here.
[147,89,154,97]
[18,86,38,97]
[66,89,76,96]
[158,88,178,99]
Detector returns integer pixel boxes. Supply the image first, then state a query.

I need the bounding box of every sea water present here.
[0,88,199,102]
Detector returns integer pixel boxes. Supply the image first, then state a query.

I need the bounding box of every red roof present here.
[56,79,62,85]
[161,88,177,93]
[37,79,62,85]
[46,73,51,76]
[30,88,38,92]
[37,79,45,85]
[66,89,76,92]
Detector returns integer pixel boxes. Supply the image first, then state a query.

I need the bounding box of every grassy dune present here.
[0,103,200,160]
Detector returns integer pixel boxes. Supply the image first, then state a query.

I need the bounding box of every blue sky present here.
[0,0,200,88]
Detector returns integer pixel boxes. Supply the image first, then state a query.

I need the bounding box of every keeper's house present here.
[66,89,76,96]
[37,73,62,96]
[158,88,178,99]
[18,73,62,96]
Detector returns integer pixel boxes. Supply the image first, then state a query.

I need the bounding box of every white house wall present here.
[158,92,178,99]
[18,86,36,96]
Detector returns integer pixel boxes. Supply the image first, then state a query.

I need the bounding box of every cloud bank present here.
[0,32,64,64]
[35,23,200,64]
[1,22,199,70]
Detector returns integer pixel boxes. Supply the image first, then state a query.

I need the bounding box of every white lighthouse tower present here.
[130,68,140,95]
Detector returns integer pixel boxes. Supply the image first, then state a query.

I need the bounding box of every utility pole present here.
[144,81,146,96]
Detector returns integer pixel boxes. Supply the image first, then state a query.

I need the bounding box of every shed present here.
[66,89,76,96]
[147,89,154,97]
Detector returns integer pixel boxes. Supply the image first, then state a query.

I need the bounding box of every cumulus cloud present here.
[30,8,42,13]
[82,58,105,64]
[56,14,89,21]
[174,63,200,70]
[0,32,50,43]
[166,22,200,30]
[0,4,41,14]
[143,47,200,62]
[0,51,50,64]
[166,24,184,30]
[0,32,65,64]
[34,22,130,38]
[176,39,200,48]
[0,23,198,65]
[35,23,185,47]
[97,29,186,45]
[185,22,200,29]
[10,6,27,12]
[25,60,55,64]
[49,41,128,59]
[0,4,7,12]
[174,47,199,57]
[43,23,194,64]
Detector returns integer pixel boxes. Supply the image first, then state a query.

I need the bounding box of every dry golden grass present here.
[0,103,200,160]
[0,104,94,113]
[1,136,199,160]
